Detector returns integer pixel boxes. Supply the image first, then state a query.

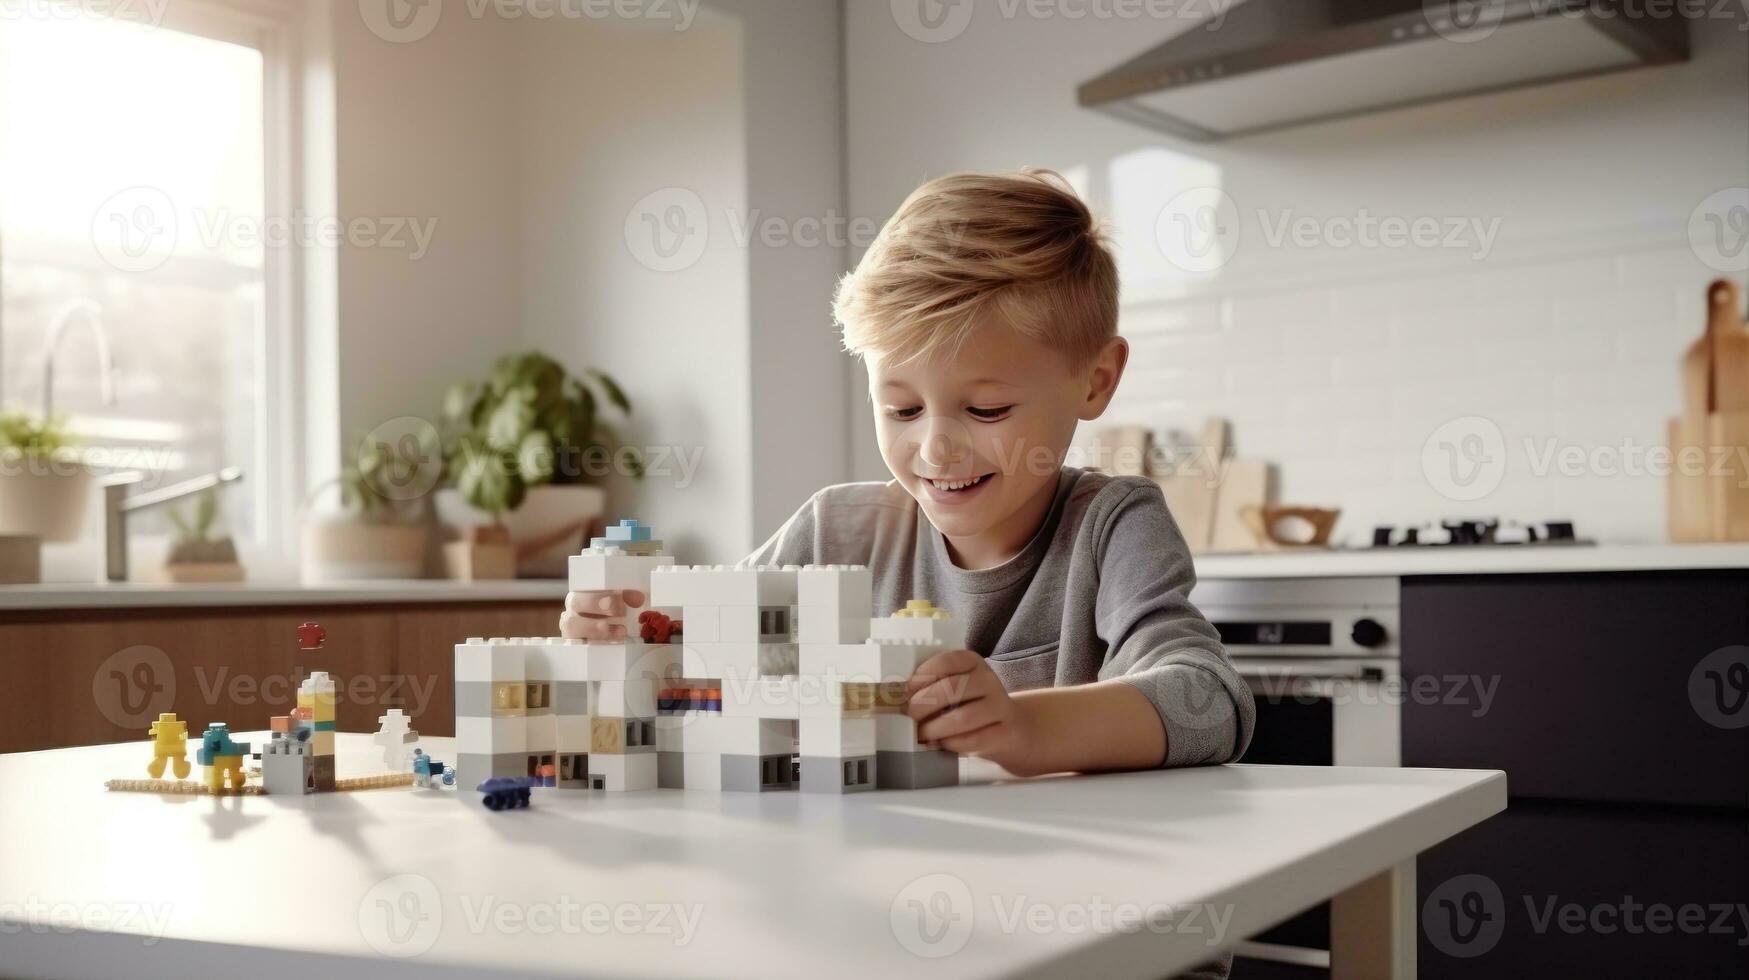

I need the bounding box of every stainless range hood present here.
[1078,0,1690,142]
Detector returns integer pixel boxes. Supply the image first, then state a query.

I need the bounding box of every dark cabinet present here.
[1403,572,1749,809]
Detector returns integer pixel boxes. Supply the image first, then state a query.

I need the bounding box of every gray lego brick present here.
[801,755,876,794]
[876,750,959,790]
[657,751,685,789]
[720,753,796,793]
[454,681,497,718]
[262,753,312,795]
[555,681,590,716]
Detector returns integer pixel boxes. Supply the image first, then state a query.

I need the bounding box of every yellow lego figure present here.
[893,599,948,619]
[146,712,191,780]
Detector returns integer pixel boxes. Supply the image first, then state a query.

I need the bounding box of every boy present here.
[747,169,1254,779]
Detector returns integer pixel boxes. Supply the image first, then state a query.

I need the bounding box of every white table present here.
[0,734,1505,979]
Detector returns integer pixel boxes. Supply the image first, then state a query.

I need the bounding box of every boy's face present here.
[870,320,1126,561]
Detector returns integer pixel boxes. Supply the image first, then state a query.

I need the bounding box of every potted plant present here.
[0,412,91,543]
[158,488,245,583]
[299,434,437,583]
[434,351,641,577]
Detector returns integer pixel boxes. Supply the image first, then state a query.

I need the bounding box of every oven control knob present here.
[1351,618,1387,649]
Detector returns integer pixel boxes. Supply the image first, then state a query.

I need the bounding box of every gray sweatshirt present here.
[743,467,1255,768]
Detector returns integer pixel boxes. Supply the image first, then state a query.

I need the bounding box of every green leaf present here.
[484,387,536,451]
[442,382,480,424]
[516,430,555,485]
[457,447,522,517]
[587,369,632,415]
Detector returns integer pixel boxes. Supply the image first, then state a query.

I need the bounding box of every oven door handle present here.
[1233,663,1386,683]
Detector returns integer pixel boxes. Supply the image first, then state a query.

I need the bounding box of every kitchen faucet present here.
[42,299,118,418]
[100,467,244,583]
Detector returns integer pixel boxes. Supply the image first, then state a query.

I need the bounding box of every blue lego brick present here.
[195,723,250,765]
[312,720,337,732]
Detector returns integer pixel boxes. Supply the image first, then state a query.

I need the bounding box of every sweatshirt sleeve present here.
[1093,483,1256,767]
[739,492,821,568]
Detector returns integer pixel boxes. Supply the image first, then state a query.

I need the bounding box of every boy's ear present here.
[1079,337,1128,421]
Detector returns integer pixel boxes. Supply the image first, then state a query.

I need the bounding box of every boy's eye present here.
[885,406,923,421]
[967,406,1013,421]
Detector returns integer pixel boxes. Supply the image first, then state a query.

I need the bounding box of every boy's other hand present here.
[905,649,1037,772]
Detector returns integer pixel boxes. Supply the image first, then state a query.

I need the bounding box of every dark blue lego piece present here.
[477,776,536,811]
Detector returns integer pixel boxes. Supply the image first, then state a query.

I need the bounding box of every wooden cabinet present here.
[0,601,556,753]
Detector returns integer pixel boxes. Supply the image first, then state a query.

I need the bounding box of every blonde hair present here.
[834,168,1118,369]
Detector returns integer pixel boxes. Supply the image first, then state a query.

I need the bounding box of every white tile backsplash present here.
[1112,243,1738,545]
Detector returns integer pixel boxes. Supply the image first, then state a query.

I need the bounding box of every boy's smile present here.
[869,317,1127,570]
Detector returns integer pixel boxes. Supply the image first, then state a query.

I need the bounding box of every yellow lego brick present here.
[591,716,624,755]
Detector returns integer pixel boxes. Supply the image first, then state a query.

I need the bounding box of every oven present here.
[1192,576,1402,977]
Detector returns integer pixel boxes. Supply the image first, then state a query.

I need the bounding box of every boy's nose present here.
[915,416,971,468]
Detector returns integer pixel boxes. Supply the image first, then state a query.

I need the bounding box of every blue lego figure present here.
[412,748,446,789]
[477,776,536,811]
[195,723,251,792]
[590,518,655,550]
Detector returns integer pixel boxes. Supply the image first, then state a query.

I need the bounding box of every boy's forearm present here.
[1003,681,1168,776]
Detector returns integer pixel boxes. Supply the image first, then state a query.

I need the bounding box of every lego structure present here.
[454,520,962,794]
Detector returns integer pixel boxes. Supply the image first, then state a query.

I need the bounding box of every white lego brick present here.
[568,549,672,592]
[870,613,966,650]
[555,714,591,752]
[456,715,527,755]
[455,638,527,684]
[876,713,925,752]
[594,679,658,717]
[799,641,921,682]
[682,751,721,791]
[797,565,873,642]
[580,641,681,684]
[525,712,557,753]
[690,716,796,756]
[521,638,589,682]
[800,715,876,757]
[720,606,762,642]
[649,564,800,607]
[720,676,802,719]
[679,605,718,641]
[655,714,689,752]
[591,752,657,791]
[681,643,731,680]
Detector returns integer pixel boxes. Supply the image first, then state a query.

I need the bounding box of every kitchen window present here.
[0,4,295,558]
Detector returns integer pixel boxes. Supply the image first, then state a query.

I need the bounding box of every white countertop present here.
[0,734,1506,980]
[1193,543,1749,579]
[0,579,567,612]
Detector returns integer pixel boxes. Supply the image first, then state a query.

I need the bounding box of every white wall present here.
[845,4,1749,544]
[326,3,849,562]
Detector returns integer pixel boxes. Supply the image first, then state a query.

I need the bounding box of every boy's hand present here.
[905,649,1037,772]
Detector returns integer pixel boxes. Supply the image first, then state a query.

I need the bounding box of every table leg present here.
[1330,857,1416,980]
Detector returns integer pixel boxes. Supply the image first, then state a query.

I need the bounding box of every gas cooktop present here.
[1371,520,1592,548]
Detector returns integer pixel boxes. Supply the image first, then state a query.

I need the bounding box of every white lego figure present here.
[454,523,962,796]
[372,708,419,771]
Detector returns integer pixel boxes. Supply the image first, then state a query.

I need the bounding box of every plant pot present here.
[157,562,247,584]
[300,516,431,582]
[0,465,92,542]
[435,484,607,578]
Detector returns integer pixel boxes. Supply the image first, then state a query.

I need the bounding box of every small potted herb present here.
[0,412,91,543]
[434,351,641,576]
[159,488,245,583]
[299,431,438,583]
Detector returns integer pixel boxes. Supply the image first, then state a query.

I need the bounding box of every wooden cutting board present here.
[1681,280,1749,415]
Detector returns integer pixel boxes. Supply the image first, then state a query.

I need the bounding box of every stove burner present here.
[1371,520,1580,548]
